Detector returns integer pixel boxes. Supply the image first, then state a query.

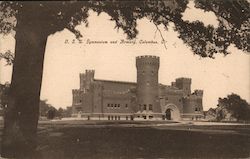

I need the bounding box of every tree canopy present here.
[217,93,250,121]
[0,0,249,58]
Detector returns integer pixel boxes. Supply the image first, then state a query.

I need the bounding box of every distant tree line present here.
[39,100,72,120]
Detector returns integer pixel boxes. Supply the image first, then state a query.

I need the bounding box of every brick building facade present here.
[72,56,204,121]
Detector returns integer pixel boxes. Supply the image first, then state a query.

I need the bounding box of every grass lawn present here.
[1,120,250,158]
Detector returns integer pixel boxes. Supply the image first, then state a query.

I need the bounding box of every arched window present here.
[195,107,198,111]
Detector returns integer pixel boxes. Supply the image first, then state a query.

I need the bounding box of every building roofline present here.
[94,79,136,85]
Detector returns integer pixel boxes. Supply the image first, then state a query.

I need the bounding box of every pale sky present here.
[0,1,249,110]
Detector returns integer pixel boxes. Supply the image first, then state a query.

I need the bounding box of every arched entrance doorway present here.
[163,104,181,121]
[165,109,172,120]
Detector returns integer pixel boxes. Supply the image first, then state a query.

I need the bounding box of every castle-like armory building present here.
[72,56,204,121]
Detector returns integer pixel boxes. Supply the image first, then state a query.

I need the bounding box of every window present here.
[115,104,117,108]
[149,104,153,111]
[130,116,134,120]
[143,104,147,110]
[143,116,147,119]
[108,116,110,120]
[125,104,128,108]
[126,116,128,120]
[118,104,120,108]
[149,116,153,119]
[195,107,198,111]
[107,104,110,107]
[111,104,113,108]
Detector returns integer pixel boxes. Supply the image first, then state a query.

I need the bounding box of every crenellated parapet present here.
[136,55,160,68]
[136,55,160,59]
[193,89,203,97]
[85,69,95,75]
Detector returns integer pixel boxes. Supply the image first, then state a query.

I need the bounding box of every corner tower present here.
[80,70,95,91]
[136,56,161,118]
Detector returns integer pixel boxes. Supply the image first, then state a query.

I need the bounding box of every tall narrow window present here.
[143,104,147,110]
[149,104,153,111]
[125,104,128,108]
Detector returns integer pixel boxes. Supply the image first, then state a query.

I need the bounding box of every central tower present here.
[136,55,161,119]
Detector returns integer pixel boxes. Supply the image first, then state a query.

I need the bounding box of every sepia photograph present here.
[0,1,250,159]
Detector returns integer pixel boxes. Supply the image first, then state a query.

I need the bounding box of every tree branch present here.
[154,23,167,50]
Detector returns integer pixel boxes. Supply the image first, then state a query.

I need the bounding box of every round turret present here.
[136,55,161,115]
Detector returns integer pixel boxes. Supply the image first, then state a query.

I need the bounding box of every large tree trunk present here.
[1,6,48,158]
